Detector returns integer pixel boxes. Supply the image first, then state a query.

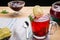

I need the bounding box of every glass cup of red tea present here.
[50,1,60,25]
[31,14,58,39]
[8,1,25,16]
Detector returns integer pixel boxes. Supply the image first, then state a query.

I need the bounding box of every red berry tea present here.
[8,1,25,11]
[31,14,50,37]
[50,1,60,25]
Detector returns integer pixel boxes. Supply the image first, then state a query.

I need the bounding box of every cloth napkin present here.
[10,17,32,40]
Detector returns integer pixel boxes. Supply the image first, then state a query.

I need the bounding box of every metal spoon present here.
[23,21,29,39]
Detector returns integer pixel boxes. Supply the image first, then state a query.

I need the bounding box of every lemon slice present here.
[33,5,43,18]
[0,27,11,39]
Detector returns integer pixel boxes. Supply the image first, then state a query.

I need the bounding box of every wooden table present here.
[0,7,60,40]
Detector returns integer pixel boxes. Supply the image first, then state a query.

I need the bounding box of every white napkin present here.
[0,18,16,29]
[0,18,17,40]
[0,17,32,40]
[10,17,32,40]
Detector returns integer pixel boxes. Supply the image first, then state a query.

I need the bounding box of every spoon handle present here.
[27,28,29,39]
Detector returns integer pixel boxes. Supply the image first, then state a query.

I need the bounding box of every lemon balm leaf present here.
[1,10,9,14]
[29,15,34,21]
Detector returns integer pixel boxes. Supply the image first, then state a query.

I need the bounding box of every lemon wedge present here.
[33,5,43,18]
[0,27,11,40]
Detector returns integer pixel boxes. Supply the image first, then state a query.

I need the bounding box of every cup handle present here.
[49,21,58,35]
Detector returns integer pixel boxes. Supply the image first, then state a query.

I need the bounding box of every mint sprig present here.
[29,15,34,21]
[1,10,9,14]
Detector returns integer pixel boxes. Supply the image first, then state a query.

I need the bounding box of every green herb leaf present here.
[29,15,34,21]
[1,10,9,14]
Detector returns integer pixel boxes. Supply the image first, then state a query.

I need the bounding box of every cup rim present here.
[52,1,60,8]
[8,1,25,7]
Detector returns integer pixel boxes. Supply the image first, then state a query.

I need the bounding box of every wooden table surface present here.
[0,6,60,40]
